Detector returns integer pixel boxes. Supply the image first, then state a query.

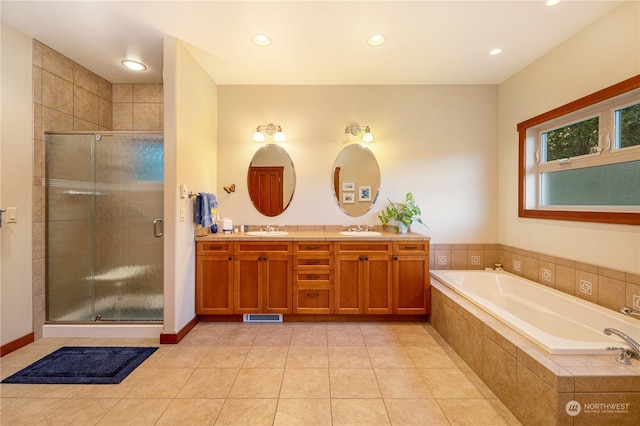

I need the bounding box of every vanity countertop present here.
[195,229,430,241]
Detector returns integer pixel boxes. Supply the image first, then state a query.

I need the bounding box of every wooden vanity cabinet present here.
[234,241,292,314]
[293,241,334,314]
[336,242,393,314]
[393,241,430,315]
[195,241,234,314]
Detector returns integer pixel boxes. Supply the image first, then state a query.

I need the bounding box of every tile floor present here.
[1,322,523,425]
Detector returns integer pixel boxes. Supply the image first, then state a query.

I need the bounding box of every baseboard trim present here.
[1,332,35,357]
[197,314,429,323]
[160,316,198,344]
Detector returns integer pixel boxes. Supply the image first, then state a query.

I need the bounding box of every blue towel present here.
[195,195,203,226]
[198,193,218,227]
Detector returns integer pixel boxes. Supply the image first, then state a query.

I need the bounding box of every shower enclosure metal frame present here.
[45,131,164,324]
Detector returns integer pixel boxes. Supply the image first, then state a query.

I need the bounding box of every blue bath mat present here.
[1,346,157,385]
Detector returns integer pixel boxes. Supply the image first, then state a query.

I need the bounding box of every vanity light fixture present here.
[253,123,285,142]
[345,124,374,143]
[121,60,147,71]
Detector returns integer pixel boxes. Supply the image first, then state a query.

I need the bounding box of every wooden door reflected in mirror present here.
[248,145,295,217]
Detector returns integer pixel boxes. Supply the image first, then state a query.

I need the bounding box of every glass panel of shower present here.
[46,132,164,322]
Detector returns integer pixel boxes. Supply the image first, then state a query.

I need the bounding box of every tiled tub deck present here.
[430,278,640,426]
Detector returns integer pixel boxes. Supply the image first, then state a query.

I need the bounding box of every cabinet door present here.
[196,255,234,314]
[234,256,262,313]
[264,255,292,314]
[393,255,429,314]
[335,255,363,314]
[364,254,392,314]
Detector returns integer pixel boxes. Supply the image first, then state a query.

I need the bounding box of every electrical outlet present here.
[180,207,186,222]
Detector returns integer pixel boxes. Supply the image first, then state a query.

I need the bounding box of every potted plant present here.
[378,192,427,234]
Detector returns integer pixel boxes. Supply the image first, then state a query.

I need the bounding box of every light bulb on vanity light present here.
[273,126,286,142]
[252,127,266,142]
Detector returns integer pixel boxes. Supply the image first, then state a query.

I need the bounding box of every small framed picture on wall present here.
[343,193,355,204]
[359,186,371,201]
[342,182,355,191]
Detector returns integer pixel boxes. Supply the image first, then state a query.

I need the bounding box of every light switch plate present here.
[6,207,17,223]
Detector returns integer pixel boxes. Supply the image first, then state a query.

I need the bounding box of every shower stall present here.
[45,132,164,326]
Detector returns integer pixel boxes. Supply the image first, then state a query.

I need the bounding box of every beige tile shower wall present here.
[32,40,113,338]
[112,83,164,130]
[429,241,640,315]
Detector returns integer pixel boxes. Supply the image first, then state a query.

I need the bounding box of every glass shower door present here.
[46,133,164,322]
[93,134,163,321]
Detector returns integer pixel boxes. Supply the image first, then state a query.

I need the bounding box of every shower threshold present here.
[43,322,163,339]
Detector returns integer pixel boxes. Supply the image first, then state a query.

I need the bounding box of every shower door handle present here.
[153,219,163,237]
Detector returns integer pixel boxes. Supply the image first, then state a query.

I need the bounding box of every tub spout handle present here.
[606,346,634,365]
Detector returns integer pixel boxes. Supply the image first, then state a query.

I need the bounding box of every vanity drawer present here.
[337,241,393,254]
[294,241,334,254]
[294,285,334,314]
[197,241,233,254]
[294,255,334,270]
[393,241,429,255]
[294,270,333,285]
[235,241,292,254]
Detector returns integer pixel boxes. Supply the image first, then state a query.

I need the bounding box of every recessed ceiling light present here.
[121,60,146,71]
[252,34,271,46]
[368,34,385,46]
[546,0,562,6]
[489,48,503,56]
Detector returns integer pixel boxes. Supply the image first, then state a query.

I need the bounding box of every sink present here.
[245,231,289,236]
[339,231,382,236]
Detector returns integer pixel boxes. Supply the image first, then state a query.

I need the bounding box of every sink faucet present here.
[350,225,363,232]
[604,328,640,365]
[621,307,640,317]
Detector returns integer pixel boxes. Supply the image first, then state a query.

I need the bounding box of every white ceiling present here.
[1,1,622,85]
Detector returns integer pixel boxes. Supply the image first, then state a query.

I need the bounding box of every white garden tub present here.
[430,270,639,355]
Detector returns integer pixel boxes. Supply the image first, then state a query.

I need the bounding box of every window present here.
[518,75,640,225]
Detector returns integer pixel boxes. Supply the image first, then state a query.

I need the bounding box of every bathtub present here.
[430,270,639,355]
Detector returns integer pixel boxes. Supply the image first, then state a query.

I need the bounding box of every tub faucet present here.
[604,328,640,365]
[620,306,640,317]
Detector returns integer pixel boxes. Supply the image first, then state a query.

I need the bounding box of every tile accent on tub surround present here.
[432,242,639,317]
[431,281,640,426]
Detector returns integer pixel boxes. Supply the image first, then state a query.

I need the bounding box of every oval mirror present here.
[248,144,296,217]
[331,144,381,217]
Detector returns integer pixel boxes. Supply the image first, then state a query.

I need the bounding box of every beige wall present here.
[497,2,640,274]
[217,85,499,244]
[163,38,218,334]
[1,23,33,346]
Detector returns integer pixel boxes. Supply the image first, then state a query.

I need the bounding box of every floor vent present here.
[243,314,283,323]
